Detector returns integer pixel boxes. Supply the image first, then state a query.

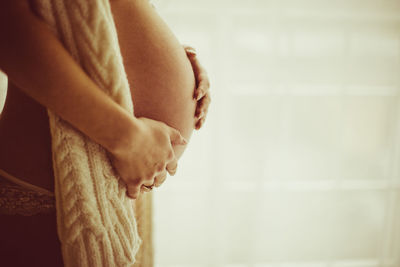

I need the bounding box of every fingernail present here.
[186,48,197,55]
[182,137,188,145]
[196,90,203,101]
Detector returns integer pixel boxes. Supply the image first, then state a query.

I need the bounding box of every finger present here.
[195,117,206,130]
[184,47,211,102]
[183,44,196,51]
[140,173,157,192]
[183,45,197,56]
[154,170,167,187]
[142,170,157,185]
[141,185,153,193]
[166,149,174,161]
[154,161,166,173]
[166,158,178,176]
[195,93,211,117]
[168,127,187,146]
[141,180,155,192]
[195,94,207,117]
[126,183,141,199]
[195,113,207,130]
[194,76,211,101]
[186,51,207,86]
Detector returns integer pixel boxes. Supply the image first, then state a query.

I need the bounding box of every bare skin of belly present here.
[0,1,196,264]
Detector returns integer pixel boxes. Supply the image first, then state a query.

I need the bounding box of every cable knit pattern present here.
[30,0,144,266]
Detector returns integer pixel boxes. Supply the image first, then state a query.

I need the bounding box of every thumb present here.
[169,127,187,146]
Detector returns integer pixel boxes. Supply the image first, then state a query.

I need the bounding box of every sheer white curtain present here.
[153,0,400,266]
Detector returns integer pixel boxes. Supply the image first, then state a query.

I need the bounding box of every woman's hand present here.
[109,117,187,199]
[183,45,211,130]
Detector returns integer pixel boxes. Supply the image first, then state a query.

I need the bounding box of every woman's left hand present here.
[183,45,211,130]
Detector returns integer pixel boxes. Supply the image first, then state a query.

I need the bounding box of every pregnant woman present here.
[0,0,211,266]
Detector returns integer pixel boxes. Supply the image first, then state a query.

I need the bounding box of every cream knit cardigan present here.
[30,0,147,266]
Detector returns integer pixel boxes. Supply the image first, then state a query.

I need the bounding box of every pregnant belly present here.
[111,0,197,159]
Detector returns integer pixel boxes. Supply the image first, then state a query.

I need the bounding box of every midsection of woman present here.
[111,0,197,159]
[0,0,196,265]
[0,0,196,264]
[0,0,196,193]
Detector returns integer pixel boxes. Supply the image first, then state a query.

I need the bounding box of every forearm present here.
[0,1,137,153]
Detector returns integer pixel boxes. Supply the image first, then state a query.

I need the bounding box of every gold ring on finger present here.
[143,184,154,190]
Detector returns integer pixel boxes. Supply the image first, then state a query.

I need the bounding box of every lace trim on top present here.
[0,168,56,216]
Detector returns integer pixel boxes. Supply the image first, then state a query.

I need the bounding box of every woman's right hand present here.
[109,117,187,199]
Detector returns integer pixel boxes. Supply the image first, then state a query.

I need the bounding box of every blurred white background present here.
[152,0,400,266]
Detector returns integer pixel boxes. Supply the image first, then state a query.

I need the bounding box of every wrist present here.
[104,112,142,157]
